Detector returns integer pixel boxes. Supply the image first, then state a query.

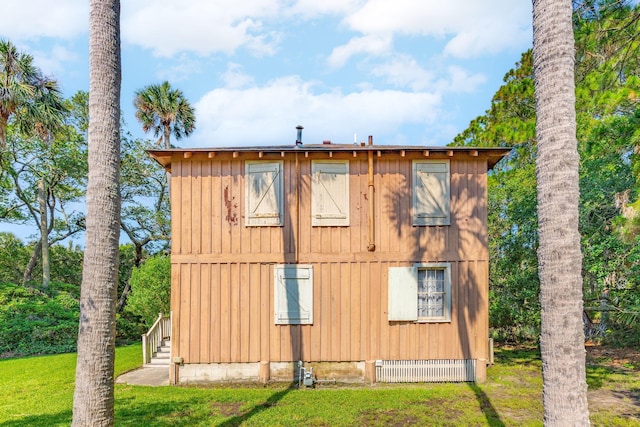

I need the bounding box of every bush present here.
[0,282,79,357]
[125,255,170,328]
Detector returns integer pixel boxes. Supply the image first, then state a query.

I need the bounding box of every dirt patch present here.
[358,409,421,427]
[588,388,640,420]
[411,398,464,420]
[211,402,244,417]
[586,343,640,370]
[169,408,193,418]
[586,344,640,422]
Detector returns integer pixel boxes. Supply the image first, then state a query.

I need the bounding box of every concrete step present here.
[150,339,171,366]
[151,352,170,359]
[148,358,170,366]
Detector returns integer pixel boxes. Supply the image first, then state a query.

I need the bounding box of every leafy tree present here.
[453,51,541,340]
[0,39,65,148]
[117,134,170,311]
[3,95,88,285]
[0,233,31,284]
[0,40,67,287]
[72,0,121,424]
[124,255,170,327]
[453,1,640,346]
[133,81,196,149]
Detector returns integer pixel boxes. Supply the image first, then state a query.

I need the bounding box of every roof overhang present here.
[148,145,511,173]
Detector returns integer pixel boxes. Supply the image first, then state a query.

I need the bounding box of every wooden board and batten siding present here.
[149,145,509,382]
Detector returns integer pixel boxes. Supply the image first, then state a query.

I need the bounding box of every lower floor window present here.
[388,263,451,322]
[417,268,447,320]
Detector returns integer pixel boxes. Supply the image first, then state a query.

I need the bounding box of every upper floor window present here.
[245,161,283,226]
[412,160,450,226]
[311,160,349,226]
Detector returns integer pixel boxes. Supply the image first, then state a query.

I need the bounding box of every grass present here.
[1,344,639,426]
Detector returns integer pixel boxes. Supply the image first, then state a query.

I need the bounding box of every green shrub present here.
[116,312,146,344]
[124,255,170,328]
[0,282,79,357]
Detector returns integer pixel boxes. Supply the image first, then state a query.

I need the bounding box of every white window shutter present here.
[413,160,450,226]
[388,267,418,321]
[245,161,283,226]
[274,265,313,325]
[312,161,349,226]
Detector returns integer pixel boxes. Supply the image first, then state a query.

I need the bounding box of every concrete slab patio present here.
[116,366,169,386]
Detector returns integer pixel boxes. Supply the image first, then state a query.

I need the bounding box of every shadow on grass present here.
[217,384,294,427]
[111,384,294,426]
[493,345,541,367]
[0,410,72,427]
[468,383,505,427]
[586,364,618,390]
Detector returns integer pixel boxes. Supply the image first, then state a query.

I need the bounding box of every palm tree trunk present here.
[0,116,7,148]
[163,124,171,149]
[38,179,50,287]
[532,0,590,425]
[72,0,121,425]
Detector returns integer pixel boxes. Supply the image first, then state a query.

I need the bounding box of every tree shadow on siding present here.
[385,159,504,426]
[283,155,303,382]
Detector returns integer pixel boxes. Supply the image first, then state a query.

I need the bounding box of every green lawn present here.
[1,344,638,426]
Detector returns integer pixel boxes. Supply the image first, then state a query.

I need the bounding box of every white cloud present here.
[370,56,485,94]
[0,0,87,40]
[31,45,79,78]
[288,0,363,18]
[155,54,204,83]
[220,63,255,89]
[122,0,283,57]
[192,76,441,147]
[339,0,531,60]
[371,54,434,91]
[438,66,487,93]
[327,34,392,68]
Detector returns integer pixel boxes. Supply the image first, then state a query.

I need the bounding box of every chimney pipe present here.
[296,125,304,145]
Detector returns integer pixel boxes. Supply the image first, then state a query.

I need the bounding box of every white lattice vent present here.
[375,359,476,383]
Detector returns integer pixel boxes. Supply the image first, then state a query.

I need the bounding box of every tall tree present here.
[0,40,64,148]
[0,40,66,287]
[532,0,590,424]
[133,81,196,149]
[117,134,170,312]
[5,126,87,286]
[72,0,121,425]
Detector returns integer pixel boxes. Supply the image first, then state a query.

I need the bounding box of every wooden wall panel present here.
[169,154,492,365]
[178,263,190,361]
[171,259,489,363]
[189,263,200,362]
[210,263,221,362]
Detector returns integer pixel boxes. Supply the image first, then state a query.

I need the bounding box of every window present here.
[412,160,450,226]
[274,264,313,325]
[311,160,349,226]
[418,268,447,320]
[388,263,451,322]
[245,161,283,226]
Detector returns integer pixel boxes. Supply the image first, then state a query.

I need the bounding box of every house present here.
[148,137,509,385]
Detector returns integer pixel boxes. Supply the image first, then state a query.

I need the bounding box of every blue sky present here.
[1,0,533,148]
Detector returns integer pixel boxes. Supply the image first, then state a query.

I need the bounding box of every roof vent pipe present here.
[296,125,304,145]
